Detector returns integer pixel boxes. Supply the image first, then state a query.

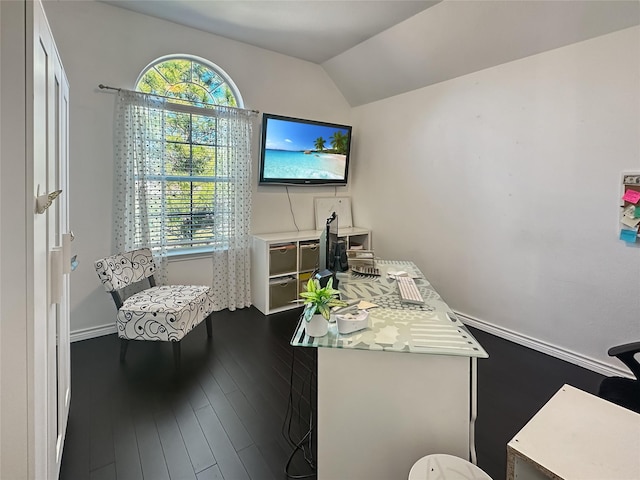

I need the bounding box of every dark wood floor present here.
[60,307,605,480]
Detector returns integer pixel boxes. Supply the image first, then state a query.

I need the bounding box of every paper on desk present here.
[358,300,378,310]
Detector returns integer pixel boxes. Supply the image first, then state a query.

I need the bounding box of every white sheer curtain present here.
[113,89,255,309]
[113,90,169,284]
[209,107,254,311]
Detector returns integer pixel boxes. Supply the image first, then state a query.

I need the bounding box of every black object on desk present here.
[314,269,335,289]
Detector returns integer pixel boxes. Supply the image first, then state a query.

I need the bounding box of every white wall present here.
[0,1,29,475]
[43,0,351,336]
[351,26,640,372]
[42,1,639,374]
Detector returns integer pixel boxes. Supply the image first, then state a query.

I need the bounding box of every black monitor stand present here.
[327,213,348,274]
[315,212,339,288]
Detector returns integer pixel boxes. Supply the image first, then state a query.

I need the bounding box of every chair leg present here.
[172,341,181,369]
[119,338,129,363]
[206,314,213,338]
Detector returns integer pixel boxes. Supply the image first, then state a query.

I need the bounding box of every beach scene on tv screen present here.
[263,118,349,180]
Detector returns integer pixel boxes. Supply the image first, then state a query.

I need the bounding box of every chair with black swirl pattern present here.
[94,248,214,368]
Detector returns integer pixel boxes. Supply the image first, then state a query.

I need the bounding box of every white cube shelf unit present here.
[251,227,370,315]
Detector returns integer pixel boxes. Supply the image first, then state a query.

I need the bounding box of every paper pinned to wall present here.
[621,215,640,228]
[622,189,640,204]
[620,173,640,243]
[314,197,353,230]
[619,229,638,243]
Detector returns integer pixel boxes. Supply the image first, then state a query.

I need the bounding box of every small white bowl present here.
[336,310,369,334]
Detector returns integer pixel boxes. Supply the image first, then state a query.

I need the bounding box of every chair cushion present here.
[117,285,214,342]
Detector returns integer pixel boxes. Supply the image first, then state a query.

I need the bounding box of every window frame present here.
[134,55,243,257]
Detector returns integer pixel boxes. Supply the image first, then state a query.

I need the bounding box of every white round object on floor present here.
[409,454,492,480]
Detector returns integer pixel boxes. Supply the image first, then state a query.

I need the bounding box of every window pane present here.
[165,143,191,176]
[155,59,191,87]
[211,85,237,107]
[167,82,212,104]
[165,111,191,143]
[193,145,216,177]
[137,68,166,95]
[192,116,218,145]
[193,63,224,91]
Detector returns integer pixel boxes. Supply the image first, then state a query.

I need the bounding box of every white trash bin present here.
[409,454,492,480]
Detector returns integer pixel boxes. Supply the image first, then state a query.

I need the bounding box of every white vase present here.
[305,313,329,337]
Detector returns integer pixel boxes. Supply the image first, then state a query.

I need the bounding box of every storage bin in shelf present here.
[269,243,297,276]
[269,276,297,310]
[298,271,313,294]
[299,241,319,271]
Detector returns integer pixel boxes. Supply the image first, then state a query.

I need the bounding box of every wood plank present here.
[89,396,115,471]
[207,356,238,395]
[89,463,117,480]
[111,393,143,480]
[195,405,250,480]
[237,444,277,480]
[199,370,254,451]
[196,464,224,480]
[131,399,170,480]
[172,400,217,474]
[152,397,198,480]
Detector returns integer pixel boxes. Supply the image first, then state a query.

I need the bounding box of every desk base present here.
[317,348,473,480]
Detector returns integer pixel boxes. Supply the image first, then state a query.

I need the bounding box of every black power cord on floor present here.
[282,342,317,478]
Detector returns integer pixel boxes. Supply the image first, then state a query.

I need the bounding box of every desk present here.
[291,260,488,480]
[507,384,640,480]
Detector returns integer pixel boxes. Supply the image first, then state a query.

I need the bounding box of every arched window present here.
[136,55,243,107]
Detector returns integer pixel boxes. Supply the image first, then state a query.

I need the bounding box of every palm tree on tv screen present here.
[330,131,348,155]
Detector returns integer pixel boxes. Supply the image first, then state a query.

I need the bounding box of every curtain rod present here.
[98,84,260,115]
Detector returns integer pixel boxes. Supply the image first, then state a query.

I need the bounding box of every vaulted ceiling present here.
[100,0,640,106]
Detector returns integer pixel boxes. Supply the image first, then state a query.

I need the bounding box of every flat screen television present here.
[259,113,352,186]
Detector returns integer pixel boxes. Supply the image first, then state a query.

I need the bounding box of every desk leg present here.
[470,356,478,464]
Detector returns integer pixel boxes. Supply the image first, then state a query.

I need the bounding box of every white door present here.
[32,2,71,478]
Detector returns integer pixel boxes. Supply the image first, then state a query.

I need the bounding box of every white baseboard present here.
[455,310,631,379]
[70,323,117,343]
[71,312,632,379]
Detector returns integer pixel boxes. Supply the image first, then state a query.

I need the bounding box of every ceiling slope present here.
[99,0,439,64]
[323,0,640,106]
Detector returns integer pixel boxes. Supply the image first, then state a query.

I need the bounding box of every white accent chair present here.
[94,248,214,368]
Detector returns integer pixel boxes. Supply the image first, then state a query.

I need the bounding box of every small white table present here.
[507,384,640,480]
[291,261,488,480]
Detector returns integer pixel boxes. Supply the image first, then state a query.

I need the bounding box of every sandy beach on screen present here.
[316,153,346,175]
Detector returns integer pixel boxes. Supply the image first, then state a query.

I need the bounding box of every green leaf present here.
[298,275,346,320]
[303,304,317,321]
[317,304,330,320]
